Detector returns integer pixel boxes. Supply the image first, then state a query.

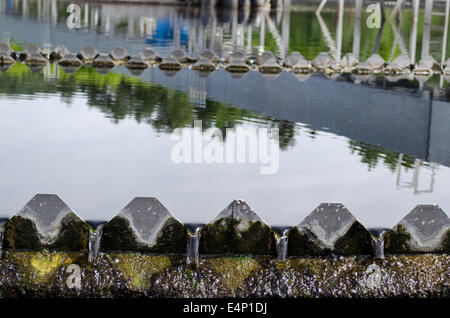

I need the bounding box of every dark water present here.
[0,0,450,229]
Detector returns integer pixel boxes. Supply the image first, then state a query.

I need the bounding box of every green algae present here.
[8,251,79,283]
[441,229,450,253]
[333,222,373,255]
[199,218,277,256]
[111,253,173,291]
[0,252,448,297]
[384,224,413,254]
[208,257,260,292]
[5,214,90,252]
[100,216,187,254]
[288,222,373,256]
[287,227,327,256]
[4,216,41,250]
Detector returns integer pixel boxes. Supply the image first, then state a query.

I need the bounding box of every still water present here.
[0,0,450,229]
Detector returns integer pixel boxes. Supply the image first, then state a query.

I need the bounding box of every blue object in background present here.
[6,0,14,13]
[145,17,189,46]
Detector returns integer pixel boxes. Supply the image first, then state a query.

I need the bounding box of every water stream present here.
[0,221,6,257]
[88,223,105,263]
[373,230,387,259]
[277,229,289,261]
[186,227,201,266]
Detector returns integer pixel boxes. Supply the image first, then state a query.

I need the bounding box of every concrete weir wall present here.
[0,194,449,297]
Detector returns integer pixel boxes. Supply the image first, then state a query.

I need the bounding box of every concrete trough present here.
[126,55,149,70]
[288,203,373,256]
[192,57,216,72]
[414,56,441,75]
[312,52,333,70]
[384,205,450,254]
[283,52,312,73]
[24,53,48,66]
[92,54,115,69]
[225,58,250,73]
[199,49,220,63]
[100,197,188,254]
[3,194,89,252]
[159,55,183,71]
[1,195,449,257]
[49,44,71,61]
[78,46,100,64]
[339,53,359,73]
[0,43,15,56]
[110,47,130,64]
[259,58,283,74]
[58,53,82,67]
[0,52,15,65]
[170,49,196,64]
[19,44,44,61]
[0,195,449,297]
[384,54,412,75]
[6,45,443,84]
[199,200,277,256]
[140,48,162,64]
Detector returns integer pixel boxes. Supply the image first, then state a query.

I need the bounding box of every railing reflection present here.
[2,0,449,69]
[396,155,437,194]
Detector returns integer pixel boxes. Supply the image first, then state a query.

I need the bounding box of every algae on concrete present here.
[199,200,277,256]
[384,205,450,254]
[4,194,90,252]
[100,197,187,254]
[288,203,373,256]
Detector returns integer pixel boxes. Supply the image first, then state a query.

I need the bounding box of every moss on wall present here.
[101,216,187,254]
[199,218,277,256]
[0,252,448,297]
[384,225,412,254]
[5,214,89,252]
[208,257,260,292]
[287,227,327,256]
[111,254,173,291]
[333,222,373,255]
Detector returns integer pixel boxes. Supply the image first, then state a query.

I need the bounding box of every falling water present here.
[0,221,6,256]
[186,227,201,266]
[88,223,105,263]
[373,230,387,259]
[277,229,289,261]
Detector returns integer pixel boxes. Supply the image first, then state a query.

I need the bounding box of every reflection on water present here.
[0,63,450,228]
[0,64,296,148]
[1,0,450,67]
